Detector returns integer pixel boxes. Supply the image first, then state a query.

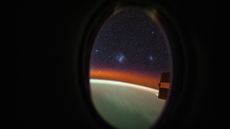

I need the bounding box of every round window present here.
[89,7,172,129]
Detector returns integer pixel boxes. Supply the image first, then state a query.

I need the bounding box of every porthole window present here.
[89,6,173,129]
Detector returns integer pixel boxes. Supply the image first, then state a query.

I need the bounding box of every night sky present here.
[90,7,172,88]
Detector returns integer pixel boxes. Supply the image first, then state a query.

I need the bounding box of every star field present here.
[90,7,172,77]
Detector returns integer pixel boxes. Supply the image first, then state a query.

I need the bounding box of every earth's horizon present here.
[90,78,166,129]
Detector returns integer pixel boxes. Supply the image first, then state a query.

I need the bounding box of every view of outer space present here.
[89,7,172,129]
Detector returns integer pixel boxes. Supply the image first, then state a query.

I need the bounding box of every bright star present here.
[95,49,101,53]
[149,55,156,61]
[149,56,153,60]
